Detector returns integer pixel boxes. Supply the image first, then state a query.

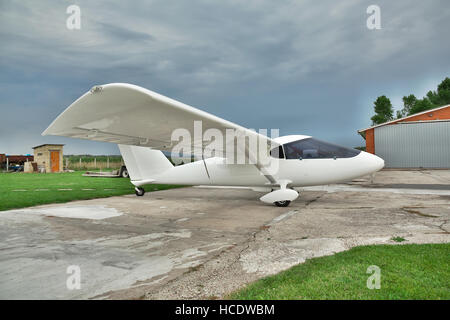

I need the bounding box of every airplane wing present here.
[43,83,279,173]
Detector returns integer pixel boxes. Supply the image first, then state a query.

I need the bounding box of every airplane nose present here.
[367,152,384,172]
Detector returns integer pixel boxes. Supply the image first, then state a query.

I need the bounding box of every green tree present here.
[397,94,417,118]
[371,95,394,125]
[410,97,435,114]
[415,77,450,112]
[394,77,450,118]
[435,77,450,105]
[370,77,450,124]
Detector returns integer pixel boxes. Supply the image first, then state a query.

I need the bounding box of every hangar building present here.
[358,104,450,168]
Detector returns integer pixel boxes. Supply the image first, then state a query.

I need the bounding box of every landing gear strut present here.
[135,187,145,196]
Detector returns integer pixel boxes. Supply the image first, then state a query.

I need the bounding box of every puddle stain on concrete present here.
[2,205,123,220]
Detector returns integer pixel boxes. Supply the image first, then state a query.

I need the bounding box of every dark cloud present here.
[0,0,449,154]
[96,22,154,42]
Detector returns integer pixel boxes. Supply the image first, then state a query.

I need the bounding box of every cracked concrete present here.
[146,189,450,299]
[0,170,449,299]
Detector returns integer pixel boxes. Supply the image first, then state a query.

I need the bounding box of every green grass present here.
[391,236,407,243]
[229,243,450,300]
[0,172,181,211]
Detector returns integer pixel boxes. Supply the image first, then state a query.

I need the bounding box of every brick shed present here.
[33,144,64,173]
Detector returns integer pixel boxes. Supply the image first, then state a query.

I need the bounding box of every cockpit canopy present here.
[271,137,361,159]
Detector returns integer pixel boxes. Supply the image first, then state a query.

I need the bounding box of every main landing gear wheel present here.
[135,187,145,196]
[274,200,291,207]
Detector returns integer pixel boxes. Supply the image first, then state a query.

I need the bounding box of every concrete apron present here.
[0,184,449,299]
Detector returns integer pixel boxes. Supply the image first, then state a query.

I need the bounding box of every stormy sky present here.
[1,0,449,155]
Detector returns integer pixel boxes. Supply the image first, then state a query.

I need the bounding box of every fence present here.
[64,156,124,171]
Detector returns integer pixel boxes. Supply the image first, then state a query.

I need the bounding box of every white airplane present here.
[43,83,384,207]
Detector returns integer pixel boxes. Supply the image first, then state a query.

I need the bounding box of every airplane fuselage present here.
[132,135,384,188]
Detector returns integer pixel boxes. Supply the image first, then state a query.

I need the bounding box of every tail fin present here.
[118,144,173,182]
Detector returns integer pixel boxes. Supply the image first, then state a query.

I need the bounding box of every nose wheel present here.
[260,180,298,207]
[274,200,291,207]
[135,187,145,196]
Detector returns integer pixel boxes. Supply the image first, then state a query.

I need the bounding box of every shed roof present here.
[357,104,450,134]
[32,144,65,149]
